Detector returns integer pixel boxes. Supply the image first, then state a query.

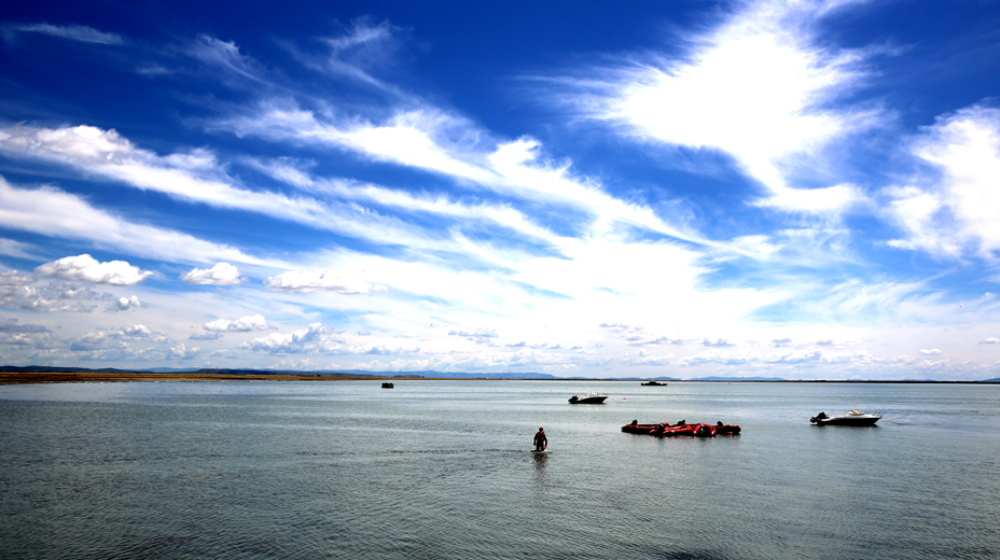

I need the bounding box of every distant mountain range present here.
[2,365,1000,382]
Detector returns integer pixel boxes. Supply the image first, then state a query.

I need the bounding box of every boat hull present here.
[810,410,881,426]
[813,417,880,426]
[569,396,608,404]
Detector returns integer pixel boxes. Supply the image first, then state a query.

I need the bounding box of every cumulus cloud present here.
[70,323,170,351]
[703,338,734,347]
[166,343,199,360]
[189,332,224,341]
[0,271,98,313]
[35,254,154,285]
[980,338,999,345]
[107,295,141,312]
[204,314,272,332]
[919,349,942,355]
[70,331,130,351]
[0,318,58,349]
[0,317,50,333]
[264,269,387,294]
[240,323,331,353]
[180,262,245,286]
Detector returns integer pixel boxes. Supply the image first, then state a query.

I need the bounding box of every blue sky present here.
[2,0,1000,379]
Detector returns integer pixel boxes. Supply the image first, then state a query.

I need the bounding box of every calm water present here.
[1,380,998,560]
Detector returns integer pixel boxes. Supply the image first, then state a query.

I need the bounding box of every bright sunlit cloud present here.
[1,0,999,379]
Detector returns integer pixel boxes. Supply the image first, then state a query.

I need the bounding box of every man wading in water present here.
[533,427,547,451]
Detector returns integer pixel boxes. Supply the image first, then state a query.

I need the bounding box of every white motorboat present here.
[810,409,881,426]
[568,392,608,404]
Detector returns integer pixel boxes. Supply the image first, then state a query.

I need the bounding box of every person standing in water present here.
[533,427,547,451]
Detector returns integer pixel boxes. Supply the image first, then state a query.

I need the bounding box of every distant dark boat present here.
[569,392,608,404]
[641,381,667,386]
[810,410,880,426]
[381,382,394,389]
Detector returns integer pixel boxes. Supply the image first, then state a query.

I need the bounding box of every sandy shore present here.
[0,371,401,384]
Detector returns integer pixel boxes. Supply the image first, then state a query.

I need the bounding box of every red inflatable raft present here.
[621,420,741,436]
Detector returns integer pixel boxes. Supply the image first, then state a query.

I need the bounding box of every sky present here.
[2,0,1000,380]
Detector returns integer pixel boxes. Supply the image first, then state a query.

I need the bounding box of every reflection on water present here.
[1,380,999,560]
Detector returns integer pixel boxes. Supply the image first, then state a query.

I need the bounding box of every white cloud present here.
[108,295,141,312]
[241,323,332,353]
[681,350,759,366]
[0,271,98,313]
[0,318,49,334]
[0,176,267,266]
[35,254,154,286]
[204,314,272,332]
[766,349,823,364]
[190,331,224,341]
[181,262,245,286]
[264,269,387,294]
[0,125,510,259]
[222,106,703,245]
[121,324,154,338]
[886,105,1000,260]
[573,0,876,213]
[448,328,499,338]
[166,343,199,360]
[69,323,170,351]
[0,238,37,259]
[185,35,267,84]
[2,23,124,45]
[980,338,999,345]
[632,350,674,366]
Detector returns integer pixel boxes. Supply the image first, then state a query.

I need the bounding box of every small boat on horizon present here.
[810,410,881,426]
[381,382,394,389]
[641,380,667,386]
[569,391,608,404]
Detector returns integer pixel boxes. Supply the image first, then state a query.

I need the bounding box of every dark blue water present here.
[1,380,998,559]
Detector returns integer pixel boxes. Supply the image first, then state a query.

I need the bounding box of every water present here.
[1,380,998,560]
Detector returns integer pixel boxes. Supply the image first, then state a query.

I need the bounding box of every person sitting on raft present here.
[533,427,548,451]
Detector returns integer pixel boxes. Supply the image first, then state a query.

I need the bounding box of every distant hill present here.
[0,365,140,374]
[329,370,560,379]
[0,365,557,379]
[9,365,997,382]
[692,376,787,381]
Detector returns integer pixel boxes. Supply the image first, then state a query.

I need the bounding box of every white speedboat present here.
[810,409,881,426]
[569,392,608,404]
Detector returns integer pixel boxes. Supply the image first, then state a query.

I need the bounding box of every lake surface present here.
[1,380,998,560]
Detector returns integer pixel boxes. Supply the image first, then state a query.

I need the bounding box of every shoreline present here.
[0,372,396,384]
[1,371,997,385]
